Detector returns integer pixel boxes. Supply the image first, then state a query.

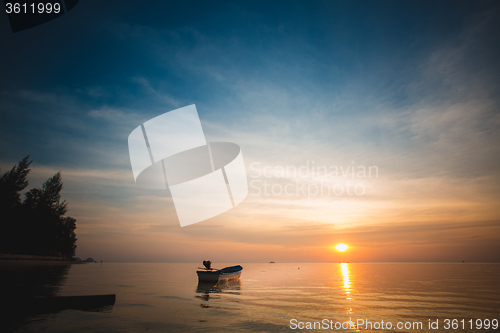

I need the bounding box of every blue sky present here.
[1,0,499,262]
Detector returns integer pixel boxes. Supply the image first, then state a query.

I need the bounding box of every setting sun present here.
[334,244,349,252]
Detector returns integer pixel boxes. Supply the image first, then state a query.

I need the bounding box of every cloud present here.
[131,77,181,108]
[1,2,499,262]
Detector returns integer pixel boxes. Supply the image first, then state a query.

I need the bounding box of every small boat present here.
[197,265,243,283]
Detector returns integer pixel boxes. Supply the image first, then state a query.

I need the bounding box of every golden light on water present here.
[334,243,349,252]
[340,263,351,291]
[340,262,354,320]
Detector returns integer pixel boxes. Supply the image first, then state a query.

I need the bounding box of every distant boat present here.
[197,265,243,283]
[270,261,275,263]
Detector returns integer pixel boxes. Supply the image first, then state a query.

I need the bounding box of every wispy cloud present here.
[1,1,498,261]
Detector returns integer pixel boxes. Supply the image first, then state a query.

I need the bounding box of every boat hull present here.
[197,265,242,282]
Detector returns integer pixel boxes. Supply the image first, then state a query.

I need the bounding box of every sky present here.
[1,0,499,262]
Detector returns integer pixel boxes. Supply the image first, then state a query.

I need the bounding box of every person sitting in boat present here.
[203,260,212,270]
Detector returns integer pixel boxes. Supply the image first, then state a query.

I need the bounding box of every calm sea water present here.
[3,262,500,332]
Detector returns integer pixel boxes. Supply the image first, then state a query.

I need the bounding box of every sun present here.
[334,244,349,252]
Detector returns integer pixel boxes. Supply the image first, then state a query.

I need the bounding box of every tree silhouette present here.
[0,157,77,258]
[0,156,32,210]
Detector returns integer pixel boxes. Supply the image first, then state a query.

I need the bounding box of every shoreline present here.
[0,254,87,266]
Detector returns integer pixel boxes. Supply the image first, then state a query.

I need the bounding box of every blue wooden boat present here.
[197,265,243,282]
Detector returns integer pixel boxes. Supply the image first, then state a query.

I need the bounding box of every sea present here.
[2,262,499,332]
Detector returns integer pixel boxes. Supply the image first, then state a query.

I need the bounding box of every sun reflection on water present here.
[340,263,351,294]
[340,263,354,318]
